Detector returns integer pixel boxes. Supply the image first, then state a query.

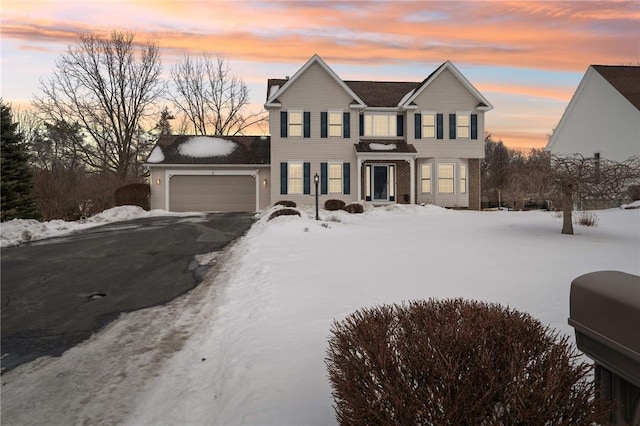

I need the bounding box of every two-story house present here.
[265,54,492,210]
[146,55,492,212]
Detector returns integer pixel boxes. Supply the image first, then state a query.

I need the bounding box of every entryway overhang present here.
[354,142,418,204]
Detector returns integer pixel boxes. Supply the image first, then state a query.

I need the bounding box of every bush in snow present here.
[326,298,610,425]
[267,208,301,222]
[342,203,364,214]
[114,183,150,210]
[627,184,640,201]
[325,199,346,211]
[274,200,297,208]
[576,211,599,227]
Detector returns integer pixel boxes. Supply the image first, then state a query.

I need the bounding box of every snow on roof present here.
[369,143,397,151]
[178,137,237,158]
[146,146,165,163]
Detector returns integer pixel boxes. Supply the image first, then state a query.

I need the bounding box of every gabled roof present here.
[265,54,366,108]
[266,55,492,111]
[592,65,640,110]
[145,135,270,166]
[401,61,493,110]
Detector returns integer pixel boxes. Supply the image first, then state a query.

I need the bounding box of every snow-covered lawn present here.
[1,205,638,425]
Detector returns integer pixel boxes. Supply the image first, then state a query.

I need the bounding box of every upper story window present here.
[329,112,343,137]
[422,113,436,138]
[364,114,397,137]
[289,111,303,137]
[457,113,470,139]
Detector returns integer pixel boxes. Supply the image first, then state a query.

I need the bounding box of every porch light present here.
[263,178,268,186]
[314,173,320,220]
[155,178,161,185]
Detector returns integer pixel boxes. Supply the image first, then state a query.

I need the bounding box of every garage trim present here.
[164,169,261,212]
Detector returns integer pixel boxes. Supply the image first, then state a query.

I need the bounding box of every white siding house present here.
[546,65,640,162]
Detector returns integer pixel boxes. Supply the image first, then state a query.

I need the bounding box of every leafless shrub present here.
[326,298,610,425]
[576,211,599,227]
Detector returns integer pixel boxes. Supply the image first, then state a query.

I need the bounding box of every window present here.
[329,163,343,193]
[422,113,436,138]
[459,163,467,194]
[289,111,302,137]
[457,113,470,138]
[329,112,342,137]
[364,114,397,137]
[421,164,432,193]
[288,163,303,194]
[438,164,455,194]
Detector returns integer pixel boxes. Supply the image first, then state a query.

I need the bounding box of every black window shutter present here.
[321,112,327,138]
[303,112,311,138]
[436,114,443,139]
[449,114,456,139]
[280,111,288,138]
[303,162,311,194]
[359,114,364,137]
[343,112,350,138]
[343,163,350,194]
[280,162,288,194]
[397,114,404,137]
[320,162,328,194]
[414,113,422,139]
[471,114,478,139]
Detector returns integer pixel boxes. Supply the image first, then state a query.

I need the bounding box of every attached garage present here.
[169,174,256,212]
[145,135,271,213]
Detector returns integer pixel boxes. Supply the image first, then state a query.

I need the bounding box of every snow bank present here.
[146,146,165,163]
[178,137,236,158]
[0,206,204,247]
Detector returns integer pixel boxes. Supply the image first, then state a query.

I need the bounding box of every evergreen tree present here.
[1,100,40,221]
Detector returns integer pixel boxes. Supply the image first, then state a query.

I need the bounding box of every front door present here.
[372,165,388,201]
[366,164,395,202]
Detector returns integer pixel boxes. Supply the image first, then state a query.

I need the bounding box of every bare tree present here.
[169,54,266,136]
[32,31,164,181]
[550,154,640,234]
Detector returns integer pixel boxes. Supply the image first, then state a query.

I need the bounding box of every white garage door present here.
[169,175,255,212]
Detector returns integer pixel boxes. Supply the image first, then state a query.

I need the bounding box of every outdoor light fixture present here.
[156,178,161,185]
[314,173,320,220]
[263,178,268,186]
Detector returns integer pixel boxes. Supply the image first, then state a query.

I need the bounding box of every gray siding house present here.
[147,55,492,212]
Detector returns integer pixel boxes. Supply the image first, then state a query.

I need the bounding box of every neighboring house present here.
[266,54,492,210]
[546,65,640,162]
[146,135,270,212]
[146,54,493,212]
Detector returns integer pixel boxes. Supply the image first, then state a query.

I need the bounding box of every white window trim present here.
[328,162,343,194]
[328,110,343,138]
[422,111,437,139]
[421,163,432,194]
[288,110,303,138]
[456,111,471,139]
[288,161,303,194]
[437,163,455,194]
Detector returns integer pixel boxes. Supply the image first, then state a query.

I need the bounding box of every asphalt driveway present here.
[1,212,255,373]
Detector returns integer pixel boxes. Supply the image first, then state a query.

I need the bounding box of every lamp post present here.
[314,173,320,220]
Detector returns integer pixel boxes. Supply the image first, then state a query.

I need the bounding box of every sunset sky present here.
[1,0,638,151]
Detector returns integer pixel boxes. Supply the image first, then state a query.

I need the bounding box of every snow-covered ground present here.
[1,204,639,425]
[0,206,204,248]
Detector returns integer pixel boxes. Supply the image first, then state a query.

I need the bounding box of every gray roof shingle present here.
[146,135,270,165]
